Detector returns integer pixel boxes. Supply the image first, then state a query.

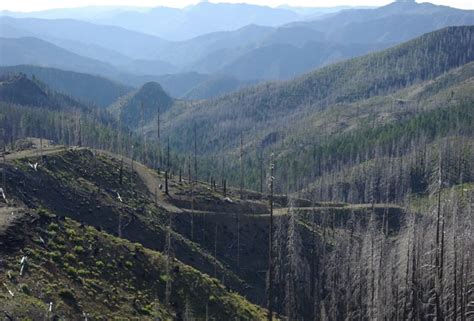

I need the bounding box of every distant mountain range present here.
[0,3,351,40]
[0,37,119,77]
[0,1,472,100]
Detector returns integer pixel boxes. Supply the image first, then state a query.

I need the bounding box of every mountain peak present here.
[140,81,168,95]
[112,81,173,129]
[392,0,418,6]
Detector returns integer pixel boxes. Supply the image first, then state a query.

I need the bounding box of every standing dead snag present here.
[167,137,170,172]
[76,118,82,147]
[267,153,275,321]
[157,104,161,170]
[130,144,135,190]
[433,153,444,320]
[240,132,244,200]
[1,138,5,194]
[140,101,147,164]
[39,130,43,161]
[165,212,173,307]
[119,158,124,185]
[259,147,264,194]
[214,222,218,278]
[236,206,241,270]
[1,129,6,205]
[193,123,198,183]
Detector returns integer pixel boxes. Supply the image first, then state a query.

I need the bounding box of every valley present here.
[0,143,404,319]
[0,1,473,319]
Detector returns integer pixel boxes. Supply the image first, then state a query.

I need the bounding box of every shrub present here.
[20,284,30,294]
[66,266,78,278]
[48,251,62,263]
[59,289,77,304]
[47,222,59,231]
[66,228,77,237]
[64,253,77,261]
[73,245,85,254]
[159,274,170,283]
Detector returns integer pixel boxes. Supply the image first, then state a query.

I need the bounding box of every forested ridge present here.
[0,24,473,320]
[151,26,474,197]
[0,65,132,108]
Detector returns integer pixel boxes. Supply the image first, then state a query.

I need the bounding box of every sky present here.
[1,0,472,12]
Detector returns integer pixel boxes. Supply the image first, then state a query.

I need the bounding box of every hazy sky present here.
[2,0,472,12]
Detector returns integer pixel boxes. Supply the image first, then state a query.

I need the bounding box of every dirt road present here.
[96,150,183,213]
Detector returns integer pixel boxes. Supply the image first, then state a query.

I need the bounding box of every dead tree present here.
[240,132,244,200]
[140,101,147,164]
[193,123,198,183]
[1,128,6,193]
[157,105,161,170]
[77,118,82,147]
[164,211,173,307]
[119,158,124,185]
[214,222,218,278]
[434,154,444,320]
[167,137,170,172]
[267,153,275,321]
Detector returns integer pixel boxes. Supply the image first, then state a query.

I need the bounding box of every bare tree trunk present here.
[435,157,444,320]
[157,106,161,170]
[240,132,244,200]
[267,153,274,321]
[193,123,197,183]
[214,222,218,278]
[165,210,173,307]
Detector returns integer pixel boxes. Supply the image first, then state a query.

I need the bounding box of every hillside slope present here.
[0,208,266,319]
[0,143,405,319]
[219,41,389,80]
[0,74,88,111]
[159,26,474,154]
[0,65,132,108]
